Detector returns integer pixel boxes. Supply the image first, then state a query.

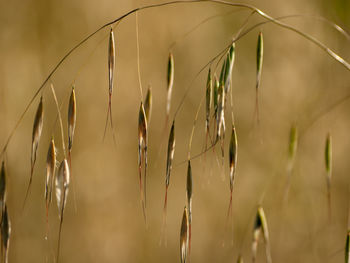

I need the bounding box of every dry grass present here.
[0,1,350,262]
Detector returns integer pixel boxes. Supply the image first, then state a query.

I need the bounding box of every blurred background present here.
[0,0,350,262]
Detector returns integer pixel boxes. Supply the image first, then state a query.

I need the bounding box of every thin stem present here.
[187,94,205,160]
[135,11,143,100]
[1,0,349,158]
[168,8,247,50]
[50,84,66,158]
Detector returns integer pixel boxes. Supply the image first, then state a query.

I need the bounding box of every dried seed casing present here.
[180,206,189,263]
[325,133,332,176]
[256,32,263,89]
[346,230,350,263]
[0,162,6,214]
[108,28,115,95]
[68,87,76,152]
[216,84,225,140]
[144,86,152,124]
[165,121,176,187]
[224,43,235,93]
[229,125,237,192]
[205,68,212,133]
[252,206,271,263]
[1,205,10,263]
[55,159,70,216]
[166,53,174,116]
[288,125,298,163]
[31,96,44,170]
[45,138,56,206]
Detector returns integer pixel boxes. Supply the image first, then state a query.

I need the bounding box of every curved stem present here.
[1,0,349,158]
[50,84,66,158]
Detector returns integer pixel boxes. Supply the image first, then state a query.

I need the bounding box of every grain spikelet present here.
[205,69,212,149]
[255,32,263,123]
[56,159,70,217]
[138,102,148,223]
[1,205,10,263]
[284,125,298,203]
[0,162,6,217]
[346,230,350,263]
[68,86,76,156]
[216,83,226,161]
[103,28,116,142]
[162,121,175,242]
[227,125,237,218]
[186,161,192,254]
[213,77,219,116]
[45,139,56,205]
[23,96,44,209]
[287,125,298,173]
[216,84,225,141]
[45,138,56,238]
[55,159,70,263]
[237,255,243,263]
[219,59,226,87]
[212,76,219,138]
[180,206,189,263]
[252,206,272,263]
[325,133,332,220]
[224,43,235,94]
[144,86,152,124]
[166,53,174,120]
